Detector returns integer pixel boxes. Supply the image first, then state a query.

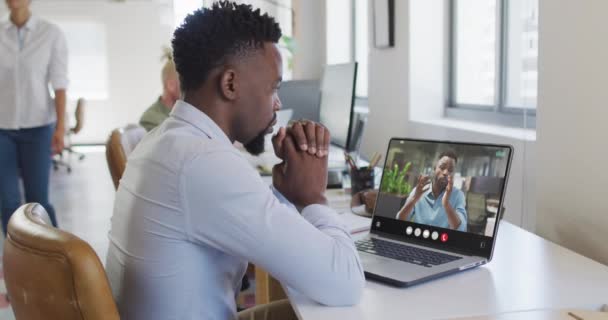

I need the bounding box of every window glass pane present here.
[326,0,352,65]
[454,0,498,105]
[354,0,368,97]
[505,0,538,109]
[237,0,294,79]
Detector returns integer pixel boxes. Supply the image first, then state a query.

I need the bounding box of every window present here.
[449,0,538,128]
[326,0,369,98]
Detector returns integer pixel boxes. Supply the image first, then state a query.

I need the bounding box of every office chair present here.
[3,203,120,320]
[466,176,504,234]
[105,124,147,190]
[53,98,86,173]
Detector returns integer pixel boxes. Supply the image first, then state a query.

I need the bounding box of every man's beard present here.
[434,175,448,192]
[244,114,276,156]
[244,130,267,156]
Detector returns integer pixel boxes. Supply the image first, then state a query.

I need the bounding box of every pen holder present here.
[350,167,375,195]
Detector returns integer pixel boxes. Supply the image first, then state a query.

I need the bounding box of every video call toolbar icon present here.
[422,230,430,239]
[431,231,439,240]
[406,226,413,235]
[441,233,449,242]
[414,228,422,237]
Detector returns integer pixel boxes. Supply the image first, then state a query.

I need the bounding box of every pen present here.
[567,312,583,320]
[344,152,357,171]
[369,153,382,168]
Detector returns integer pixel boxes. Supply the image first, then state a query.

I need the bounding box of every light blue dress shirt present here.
[405,184,468,232]
[105,100,365,320]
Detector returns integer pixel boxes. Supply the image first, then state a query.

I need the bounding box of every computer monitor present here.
[319,62,358,151]
[277,80,321,122]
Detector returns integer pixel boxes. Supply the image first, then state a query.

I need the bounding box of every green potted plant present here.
[376,162,413,216]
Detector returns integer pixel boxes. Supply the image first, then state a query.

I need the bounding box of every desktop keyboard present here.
[356,238,462,268]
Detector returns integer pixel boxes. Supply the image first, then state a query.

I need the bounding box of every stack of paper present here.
[339,211,371,234]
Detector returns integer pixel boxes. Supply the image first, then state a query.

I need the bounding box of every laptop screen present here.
[371,138,513,258]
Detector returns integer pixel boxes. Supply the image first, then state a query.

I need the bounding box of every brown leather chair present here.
[3,203,119,320]
[105,124,146,189]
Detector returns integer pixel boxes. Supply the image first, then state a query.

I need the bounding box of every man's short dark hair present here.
[438,150,458,164]
[172,1,282,92]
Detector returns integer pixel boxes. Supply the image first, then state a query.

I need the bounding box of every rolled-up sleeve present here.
[181,148,365,306]
[49,27,68,90]
[454,191,468,232]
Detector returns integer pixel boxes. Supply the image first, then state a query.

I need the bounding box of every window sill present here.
[410,117,536,142]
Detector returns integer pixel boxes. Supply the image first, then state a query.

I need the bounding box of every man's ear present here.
[218,69,238,101]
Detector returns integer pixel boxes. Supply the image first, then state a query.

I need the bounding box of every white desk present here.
[287,220,608,319]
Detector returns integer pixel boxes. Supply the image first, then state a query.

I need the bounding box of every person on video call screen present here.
[395,151,468,231]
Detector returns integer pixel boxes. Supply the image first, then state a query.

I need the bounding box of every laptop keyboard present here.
[356,238,462,268]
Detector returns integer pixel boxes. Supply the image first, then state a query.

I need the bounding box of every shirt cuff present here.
[270,186,297,211]
[50,77,69,90]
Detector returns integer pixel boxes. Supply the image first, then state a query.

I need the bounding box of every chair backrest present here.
[468,176,504,196]
[3,203,119,320]
[72,98,86,134]
[106,124,146,189]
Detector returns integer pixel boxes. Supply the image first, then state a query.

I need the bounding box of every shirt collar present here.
[22,15,37,31]
[2,16,12,30]
[424,183,445,200]
[156,97,171,116]
[2,15,37,31]
[170,100,232,146]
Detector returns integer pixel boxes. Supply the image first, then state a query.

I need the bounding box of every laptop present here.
[356,138,513,287]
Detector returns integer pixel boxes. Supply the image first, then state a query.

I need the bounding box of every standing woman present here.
[0,0,68,234]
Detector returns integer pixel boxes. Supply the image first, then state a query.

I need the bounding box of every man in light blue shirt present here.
[105,2,364,320]
[396,151,468,231]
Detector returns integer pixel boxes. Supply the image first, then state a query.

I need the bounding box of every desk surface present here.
[287,220,608,320]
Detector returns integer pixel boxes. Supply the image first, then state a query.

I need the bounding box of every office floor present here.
[0,147,255,318]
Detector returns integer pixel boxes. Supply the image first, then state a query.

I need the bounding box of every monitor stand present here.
[327,145,347,189]
[327,168,344,189]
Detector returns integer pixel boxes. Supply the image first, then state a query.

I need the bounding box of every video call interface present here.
[375,140,510,238]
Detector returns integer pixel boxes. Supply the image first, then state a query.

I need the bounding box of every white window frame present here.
[447,0,537,129]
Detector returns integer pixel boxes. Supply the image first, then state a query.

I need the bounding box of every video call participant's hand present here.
[413,175,431,201]
[272,120,329,159]
[441,175,454,208]
[396,175,430,221]
[273,134,328,209]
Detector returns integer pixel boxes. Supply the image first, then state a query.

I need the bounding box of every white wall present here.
[292,0,325,79]
[359,0,410,157]
[359,0,535,228]
[31,1,172,144]
[536,0,608,265]
[409,0,445,122]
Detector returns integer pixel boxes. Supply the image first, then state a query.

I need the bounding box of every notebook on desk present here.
[356,138,513,287]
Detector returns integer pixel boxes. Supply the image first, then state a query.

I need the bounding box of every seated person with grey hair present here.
[139,48,180,131]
